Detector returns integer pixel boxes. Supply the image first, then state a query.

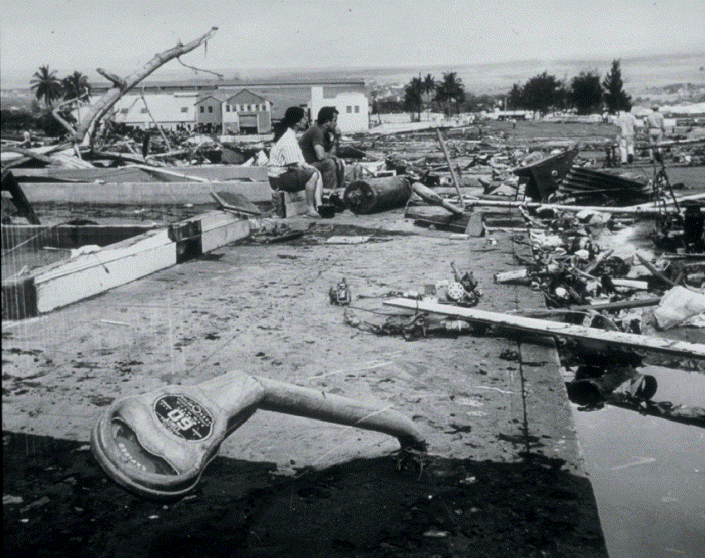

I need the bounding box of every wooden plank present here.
[271,190,309,218]
[514,297,662,317]
[19,181,273,204]
[210,191,262,215]
[411,182,464,215]
[461,194,705,215]
[383,298,705,359]
[435,128,464,209]
[404,206,470,233]
[146,165,268,181]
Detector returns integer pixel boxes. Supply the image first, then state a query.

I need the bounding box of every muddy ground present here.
[3,206,610,557]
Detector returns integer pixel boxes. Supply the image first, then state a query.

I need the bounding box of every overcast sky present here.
[2,0,704,86]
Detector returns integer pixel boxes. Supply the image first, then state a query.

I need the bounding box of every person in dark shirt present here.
[299,106,345,191]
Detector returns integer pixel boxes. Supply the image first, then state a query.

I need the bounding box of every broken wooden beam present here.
[460,195,705,215]
[132,164,208,183]
[513,297,662,317]
[1,170,40,225]
[383,298,705,359]
[606,397,705,428]
[494,268,529,283]
[411,182,464,215]
[404,206,471,233]
[635,252,680,288]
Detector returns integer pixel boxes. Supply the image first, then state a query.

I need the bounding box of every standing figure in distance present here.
[616,104,638,165]
[645,105,666,163]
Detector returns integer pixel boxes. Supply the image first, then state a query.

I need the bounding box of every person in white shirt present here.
[268,106,323,217]
[616,105,638,164]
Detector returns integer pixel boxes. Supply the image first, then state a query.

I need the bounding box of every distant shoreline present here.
[3,51,704,95]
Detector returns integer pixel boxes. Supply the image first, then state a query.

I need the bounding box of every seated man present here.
[299,106,345,191]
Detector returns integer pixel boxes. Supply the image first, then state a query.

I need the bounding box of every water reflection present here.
[570,365,705,558]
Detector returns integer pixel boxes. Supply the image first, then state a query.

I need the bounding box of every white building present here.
[83,78,370,133]
[110,92,199,130]
[310,86,369,132]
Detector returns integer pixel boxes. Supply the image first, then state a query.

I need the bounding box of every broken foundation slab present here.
[11,164,274,204]
[9,164,270,183]
[1,210,254,320]
[16,180,273,204]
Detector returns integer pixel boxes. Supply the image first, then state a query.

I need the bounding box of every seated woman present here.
[267,106,323,218]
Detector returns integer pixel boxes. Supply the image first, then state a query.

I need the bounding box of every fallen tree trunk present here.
[383,298,705,359]
[67,27,218,148]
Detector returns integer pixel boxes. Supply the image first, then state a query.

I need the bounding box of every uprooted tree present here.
[53,27,218,150]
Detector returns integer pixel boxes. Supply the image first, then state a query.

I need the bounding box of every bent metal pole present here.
[91,369,425,500]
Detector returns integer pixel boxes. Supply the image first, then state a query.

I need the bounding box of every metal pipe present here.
[91,369,425,500]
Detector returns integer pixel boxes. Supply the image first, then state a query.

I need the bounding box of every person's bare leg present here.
[304,172,322,216]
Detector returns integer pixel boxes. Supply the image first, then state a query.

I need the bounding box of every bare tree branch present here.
[75,27,219,148]
[96,69,127,90]
[176,56,224,79]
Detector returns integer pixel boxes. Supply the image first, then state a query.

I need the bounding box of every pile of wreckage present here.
[323,130,705,428]
[2,29,704,429]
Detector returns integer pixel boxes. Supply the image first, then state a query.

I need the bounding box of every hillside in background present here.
[3,50,704,108]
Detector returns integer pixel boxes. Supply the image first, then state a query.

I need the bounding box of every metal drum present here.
[343,176,412,214]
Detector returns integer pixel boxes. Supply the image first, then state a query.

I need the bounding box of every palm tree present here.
[435,72,466,116]
[30,65,63,108]
[404,76,424,121]
[62,71,91,103]
[422,74,436,100]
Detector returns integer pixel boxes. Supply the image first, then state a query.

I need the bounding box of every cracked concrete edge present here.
[505,229,589,478]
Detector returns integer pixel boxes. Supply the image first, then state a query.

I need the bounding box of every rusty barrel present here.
[343,176,412,215]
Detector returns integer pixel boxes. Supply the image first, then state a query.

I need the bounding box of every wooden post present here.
[435,127,464,209]
[140,91,172,152]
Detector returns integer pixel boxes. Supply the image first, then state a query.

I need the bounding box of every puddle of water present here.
[571,366,705,558]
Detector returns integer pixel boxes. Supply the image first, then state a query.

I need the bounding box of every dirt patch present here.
[3,431,605,558]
